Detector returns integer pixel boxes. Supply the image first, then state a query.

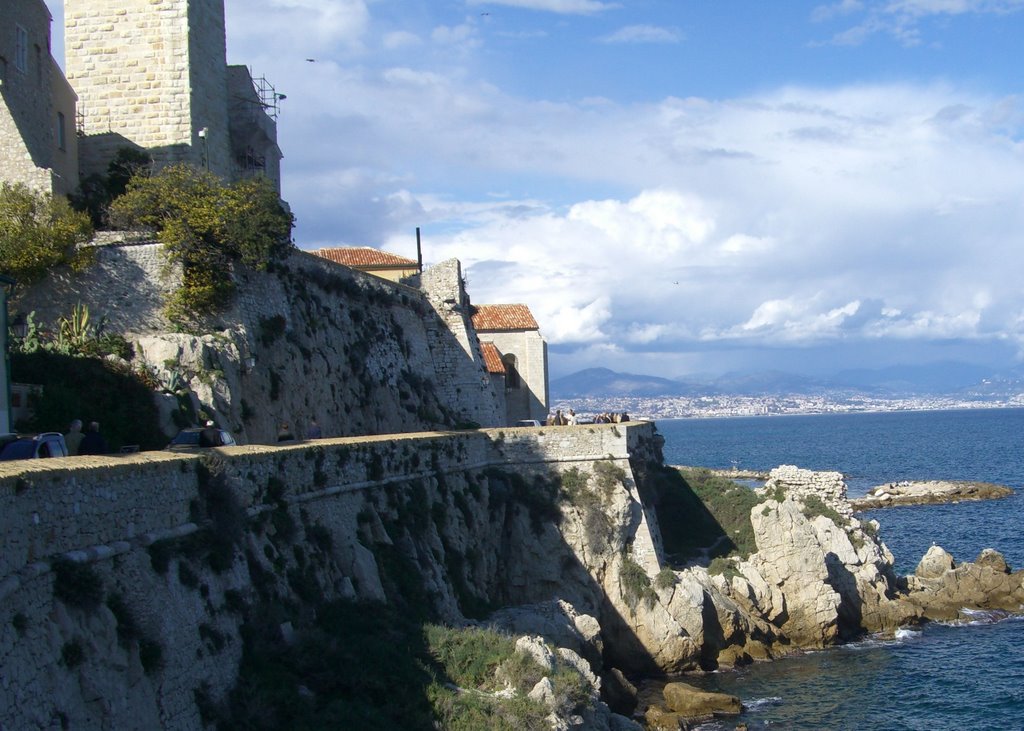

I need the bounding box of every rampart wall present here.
[0,422,663,730]
[13,240,506,441]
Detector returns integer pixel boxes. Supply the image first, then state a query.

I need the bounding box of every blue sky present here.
[44,0,1024,380]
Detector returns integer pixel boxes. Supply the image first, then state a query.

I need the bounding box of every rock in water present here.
[662,681,742,719]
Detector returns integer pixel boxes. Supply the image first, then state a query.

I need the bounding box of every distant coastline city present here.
[557,393,1024,421]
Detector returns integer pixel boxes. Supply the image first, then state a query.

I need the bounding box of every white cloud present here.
[382,31,422,51]
[816,0,1024,46]
[225,0,370,56]
[599,25,683,44]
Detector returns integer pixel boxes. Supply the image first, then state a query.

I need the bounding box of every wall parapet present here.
[0,422,661,596]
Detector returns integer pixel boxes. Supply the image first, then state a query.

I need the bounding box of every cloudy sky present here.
[45,1,1024,380]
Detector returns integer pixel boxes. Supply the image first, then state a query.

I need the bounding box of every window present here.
[0,56,7,86]
[35,44,42,87]
[15,25,28,73]
[502,354,521,389]
[57,112,66,151]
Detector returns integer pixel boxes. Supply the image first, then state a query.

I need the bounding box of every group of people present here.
[544,409,631,426]
[64,419,109,456]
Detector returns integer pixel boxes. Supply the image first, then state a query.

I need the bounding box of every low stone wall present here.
[0,423,661,730]
[762,464,852,519]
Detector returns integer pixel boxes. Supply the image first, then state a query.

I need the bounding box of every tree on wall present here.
[71,146,153,228]
[109,164,294,326]
[0,183,94,283]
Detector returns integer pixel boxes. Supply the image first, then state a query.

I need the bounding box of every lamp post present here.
[198,127,209,170]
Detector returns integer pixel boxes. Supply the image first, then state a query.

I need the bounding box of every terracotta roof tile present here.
[312,247,418,268]
[471,304,539,332]
[479,342,506,374]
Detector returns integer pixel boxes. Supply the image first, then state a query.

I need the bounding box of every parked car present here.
[166,427,237,451]
[515,420,543,427]
[0,432,70,461]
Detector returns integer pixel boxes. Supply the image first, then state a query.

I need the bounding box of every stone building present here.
[63,0,283,192]
[0,0,79,196]
[471,304,549,424]
[311,247,421,283]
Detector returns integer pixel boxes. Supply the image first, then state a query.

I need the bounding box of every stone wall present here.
[66,0,211,177]
[11,242,505,442]
[762,464,853,519]
[413,259,504,428]
[0,422,661,730]
[482,329,549,423]
[0,0,76,196]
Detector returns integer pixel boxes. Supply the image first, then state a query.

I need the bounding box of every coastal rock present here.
[850,480,1014,510]
[662,681,742,719]
[644,705,687,731]
[600,667,638,717]
[487,600,604,669]
[975,548,1011,574]
[904,546,1024,620]
[915,545,955,578]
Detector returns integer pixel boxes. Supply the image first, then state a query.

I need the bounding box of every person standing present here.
[306,419,322,439]
[65,419,85,456]
[78,422,108,455]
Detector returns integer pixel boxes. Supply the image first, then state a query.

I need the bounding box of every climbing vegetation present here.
[109,165,293,325]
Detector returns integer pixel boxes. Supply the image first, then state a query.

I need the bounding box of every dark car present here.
[0,432,70,461]
[166,427,237,451]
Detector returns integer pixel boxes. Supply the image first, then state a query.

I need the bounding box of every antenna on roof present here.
[416,227,423,273]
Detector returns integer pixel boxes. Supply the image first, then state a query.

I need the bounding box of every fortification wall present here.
[65,0,205,176]
[12,243,505,441]
[0,0,62,194]
[0,422,662,730]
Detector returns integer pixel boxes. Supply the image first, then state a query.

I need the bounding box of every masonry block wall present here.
[0,0,77,196]
[65,0,230,178]
[415,259,505,428]
[0,422,662,730]
[485,329,549,423]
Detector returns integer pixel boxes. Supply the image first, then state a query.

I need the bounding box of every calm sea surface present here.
[655,408,1024,730]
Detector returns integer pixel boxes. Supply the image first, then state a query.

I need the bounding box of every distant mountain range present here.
[551,363,1024,400]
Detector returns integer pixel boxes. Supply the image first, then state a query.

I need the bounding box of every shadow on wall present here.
[0,424,673,728]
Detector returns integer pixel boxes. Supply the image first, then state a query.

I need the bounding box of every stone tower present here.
[64,0,232,179]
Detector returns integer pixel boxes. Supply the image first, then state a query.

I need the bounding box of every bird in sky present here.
[305,58,316,63]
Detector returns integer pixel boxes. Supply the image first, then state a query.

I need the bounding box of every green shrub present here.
[10,350,166,450]
[707,556,742,581]
[109,164,293,325]
[0,182,93,283]
[654,567,677,590]
[620,555,657,611]
[647,465,761,564]
[593,460,626,498]
[800,495,847,526]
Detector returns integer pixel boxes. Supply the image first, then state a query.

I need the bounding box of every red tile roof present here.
[479,341,506,374]
[312,247,418,268]
[471,304,539,332]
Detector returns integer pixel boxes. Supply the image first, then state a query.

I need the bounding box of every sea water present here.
[655,408,1024,730]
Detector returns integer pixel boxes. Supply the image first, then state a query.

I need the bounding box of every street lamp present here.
[198,127,209,170]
